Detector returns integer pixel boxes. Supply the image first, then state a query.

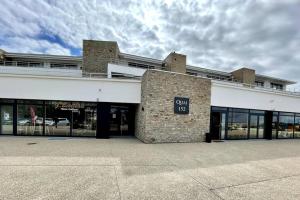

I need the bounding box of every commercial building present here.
[0,40,299,143]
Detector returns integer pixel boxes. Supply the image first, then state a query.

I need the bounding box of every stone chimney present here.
[231,67,255,85]
[82,40,119,73]
[163,52,186,74]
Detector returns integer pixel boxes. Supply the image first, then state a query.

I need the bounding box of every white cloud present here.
[0,0,300,88]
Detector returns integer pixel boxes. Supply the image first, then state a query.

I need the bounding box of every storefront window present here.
[227,109,248,139]
[294,116,300,138]
[17,104,44,135]
[72,104,97,136]
[272,112,278,139]
[45,102,71,136]
[278,113,294,139]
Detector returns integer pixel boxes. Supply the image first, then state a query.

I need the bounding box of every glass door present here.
[249,114,265,139]
[258,115,265,139]
[211,111,226,140]
[109,105,129,136]
[0,104,14,135]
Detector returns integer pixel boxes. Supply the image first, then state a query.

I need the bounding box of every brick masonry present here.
[135,69,211,143]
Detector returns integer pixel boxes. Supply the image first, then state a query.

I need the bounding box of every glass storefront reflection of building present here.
[278,113,294,139]
[211,107,300,140]
[272,112,279,139]
[11,100,97,137]
[0,105,13,135]
[72,105,97,137]
[227,109,248,139]
[45,102,71,136]
[294,116,300,138]
[17,104,44,136]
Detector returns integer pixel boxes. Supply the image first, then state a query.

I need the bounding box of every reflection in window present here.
[72,106,97,137]
[294,117,300,138]
[272,113,278,139]
[278,114,294,138]
[45,102,71,136]
[17,104,44,135]
[228,111,248,139]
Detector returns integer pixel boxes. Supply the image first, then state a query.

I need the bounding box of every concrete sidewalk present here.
[0,136,300,199]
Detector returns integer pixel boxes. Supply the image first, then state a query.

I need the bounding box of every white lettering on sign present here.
[174,97,189,114]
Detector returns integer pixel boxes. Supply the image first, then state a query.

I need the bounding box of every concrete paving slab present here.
[0,166,120,200]
[115,165,219,200]
[214,175,300,200]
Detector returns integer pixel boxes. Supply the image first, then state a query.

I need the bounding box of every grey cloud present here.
[0,0,300,89]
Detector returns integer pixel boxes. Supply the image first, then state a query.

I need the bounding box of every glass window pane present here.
[249,115,258,139]
[211,107,227,112]
[17,104,44,135]
[294,117,300,138]
[72,106,97,137]
[1,105,13,135]
[278,115,294,138]
[250,110,265,114]
[45,103,71,136]
[272,113,278,139]
[258,115,264,139]
[227,112,248,139]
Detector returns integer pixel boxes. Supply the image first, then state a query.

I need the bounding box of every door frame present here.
[210,110,227,140]
[248,113,265,139]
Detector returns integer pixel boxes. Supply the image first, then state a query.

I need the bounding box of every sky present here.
[0,0,300,89]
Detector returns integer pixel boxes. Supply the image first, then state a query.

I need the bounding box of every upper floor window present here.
[50,63,78,69]
[271,83,283,90]
[128,62,155,69]
[255,81,264,87]
[186,71,197,76]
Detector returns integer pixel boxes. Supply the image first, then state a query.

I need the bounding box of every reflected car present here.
[18,118,30,125]
[57,118,70,126]
[36,117,44,125]
[45,118,55,126]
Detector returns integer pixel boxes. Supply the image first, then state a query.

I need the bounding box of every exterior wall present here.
[135,70,211,143]
[232,68,255,85]
[211,80,300,113]
[163,52,186,73]
[82,40,119,73]
[0,74,141,103]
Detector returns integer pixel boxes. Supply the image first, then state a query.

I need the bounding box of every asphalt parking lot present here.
[0,136,300,200]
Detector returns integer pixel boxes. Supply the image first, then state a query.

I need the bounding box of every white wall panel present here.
[211,81,300,113]
[0,74,141,103]
[107,63,146,78]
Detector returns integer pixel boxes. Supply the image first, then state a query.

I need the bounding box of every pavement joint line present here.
[210,173,300,191]
[0,164,177,167]
[161,153,224,200]
[113,166,122,200]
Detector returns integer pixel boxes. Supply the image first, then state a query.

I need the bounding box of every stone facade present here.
[82,40,119,73]
[135,70,211,143]
[163,52,186,74]
[232,67,255,85]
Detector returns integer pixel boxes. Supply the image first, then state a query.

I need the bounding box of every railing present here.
[82,72,141,80]
[0,61,79,69]
[212,79,300,96]
[1,59,298,93]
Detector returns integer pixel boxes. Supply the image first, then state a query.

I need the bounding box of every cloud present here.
[0,0,300,88]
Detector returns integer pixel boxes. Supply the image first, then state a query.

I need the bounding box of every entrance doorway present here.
[109,105,131,136]
[0,104,14,135]
[249,114,265,139]
[211,111,226,140]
